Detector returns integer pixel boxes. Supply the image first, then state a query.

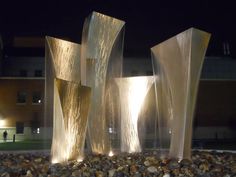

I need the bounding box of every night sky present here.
[0,0,235,57]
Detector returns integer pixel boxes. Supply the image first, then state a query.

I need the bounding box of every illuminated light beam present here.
[115,76,155,153]
[0,119,6,127]
[108,150,114,157]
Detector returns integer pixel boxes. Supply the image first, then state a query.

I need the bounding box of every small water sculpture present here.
[115,76,155,153]
[151,28,211,160]
[81,12,125,154]
[45,37,91,163]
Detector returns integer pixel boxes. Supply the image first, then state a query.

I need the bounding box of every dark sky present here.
[0,0,235,57]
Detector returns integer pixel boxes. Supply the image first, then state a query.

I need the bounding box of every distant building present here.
[0,36,50,141]
[0,78,47,140]
[0,35,235,142]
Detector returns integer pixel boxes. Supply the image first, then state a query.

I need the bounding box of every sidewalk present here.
[0,140,21,143]
[0,149,50,154]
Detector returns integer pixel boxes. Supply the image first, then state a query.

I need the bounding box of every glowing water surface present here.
[115,76,155,153]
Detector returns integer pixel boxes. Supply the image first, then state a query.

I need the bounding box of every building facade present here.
[0,36,49,141]
[0,36,235,142]
[0,78,47,141]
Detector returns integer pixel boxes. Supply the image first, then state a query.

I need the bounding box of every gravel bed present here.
[0,150,235,177]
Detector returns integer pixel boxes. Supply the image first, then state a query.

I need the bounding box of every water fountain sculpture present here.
[115,76,155,153]
[151,28,211,160]
[46,11,211,163]
[45,37,91,163]
[81,12,125,154]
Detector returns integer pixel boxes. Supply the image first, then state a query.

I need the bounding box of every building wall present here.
[0,78,49,140]
[0,127,52,141]
[195,80,236,127]
[143,80,236,140]
[202,57,236,79]
[2,57,44,77]
[193,126,236,140]
[0,56,235,141]
[123,57,236,79]
[123,57,153,76]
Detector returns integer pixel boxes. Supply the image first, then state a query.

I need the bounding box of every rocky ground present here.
[0,150,235,177]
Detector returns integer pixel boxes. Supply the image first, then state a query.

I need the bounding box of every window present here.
[34,70,42,77]
[20,70,27,77]
[146,70,153,76]
[32,92,42,104]
[131,70,139,76]
[17,91,27,104]
[31,112,40,134]
[32,127,40,134]
[16,122,24,134]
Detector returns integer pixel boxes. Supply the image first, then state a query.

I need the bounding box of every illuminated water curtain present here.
[45,37,91,163]
[115,76,154,153]
[151,28,211,160]
[81,12,125,154]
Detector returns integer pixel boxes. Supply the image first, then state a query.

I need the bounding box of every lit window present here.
[32,92,42,104]
[109,127,113,133]
[32,127,40,134]
[0,119,6,127]
[17,91,27,104]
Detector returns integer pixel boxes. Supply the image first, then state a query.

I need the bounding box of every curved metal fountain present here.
[81,12,125,154]
[151,28,211,160]
[45,12,212,163]
[45,37,91,163]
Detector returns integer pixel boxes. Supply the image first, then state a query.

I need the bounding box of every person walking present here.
[3,130,7,142]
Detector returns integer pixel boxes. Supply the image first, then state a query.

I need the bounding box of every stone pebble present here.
[0,150,235,176]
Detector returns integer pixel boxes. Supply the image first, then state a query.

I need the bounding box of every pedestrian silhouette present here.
[3,130,7,142]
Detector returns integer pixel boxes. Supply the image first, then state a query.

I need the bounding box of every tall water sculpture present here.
[151,28,211,160]
[81,12,125,154]
[115,76,155,153]
[45,37,91,163]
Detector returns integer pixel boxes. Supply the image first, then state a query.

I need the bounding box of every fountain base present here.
[0,150,235,176]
